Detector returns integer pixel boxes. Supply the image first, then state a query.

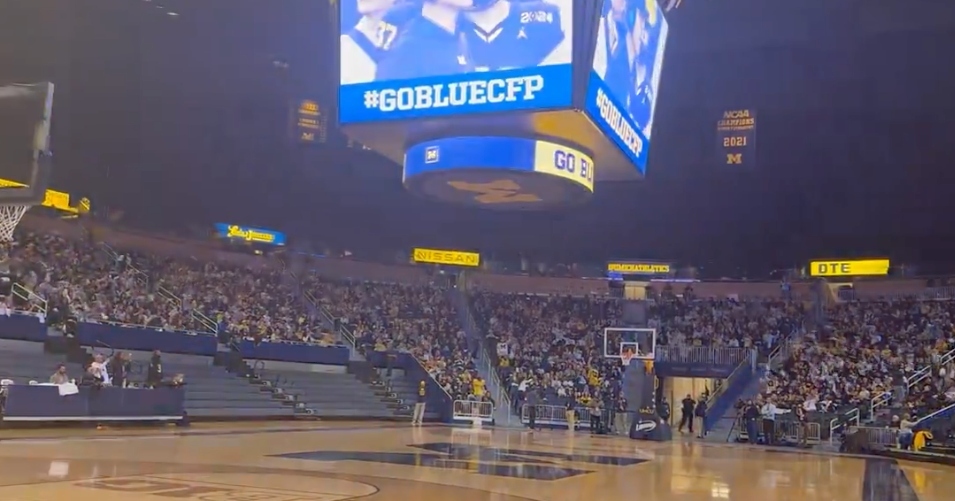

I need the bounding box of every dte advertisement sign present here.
[584,0,669,175]
[338,0,574,122]
[809,259,890,277]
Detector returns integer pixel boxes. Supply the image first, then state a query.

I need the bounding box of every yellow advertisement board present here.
[0,177,90,215]
[607,262,671,275]
[809,259,890,277]
[412,248,480,267]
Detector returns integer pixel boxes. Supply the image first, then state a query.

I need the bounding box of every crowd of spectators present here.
[298,276,479,400]
[470,291,808,413]
[470,293,623,411]
[761,298,955,425]
[1,231,203,332]
[6,226,955,431]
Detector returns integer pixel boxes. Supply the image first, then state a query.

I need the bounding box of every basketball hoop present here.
[0,204,30,241]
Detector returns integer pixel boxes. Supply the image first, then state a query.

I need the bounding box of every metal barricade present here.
[776,421,822,444]
[453,400,494,424]
[655,346,751,367]
[851,426,899,447]
[520,404,595,429]
[735,416,821,444]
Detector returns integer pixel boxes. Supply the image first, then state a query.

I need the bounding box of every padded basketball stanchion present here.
[628,359,672,442]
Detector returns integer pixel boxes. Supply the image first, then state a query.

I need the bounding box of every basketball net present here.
[621,351,633,367]
[0,205,30,242]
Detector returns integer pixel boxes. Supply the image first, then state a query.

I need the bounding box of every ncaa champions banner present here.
[292,99,327,144]
[716,109,756,168]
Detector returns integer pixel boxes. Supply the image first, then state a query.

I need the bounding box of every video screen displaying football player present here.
[374,0,478,81]
[592,0,664,138]
[462,0,570,72]
[340,0,399,85]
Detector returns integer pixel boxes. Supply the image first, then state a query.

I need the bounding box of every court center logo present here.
[446,179,542,205]
[275,442,646,480]
[69,473,376,501]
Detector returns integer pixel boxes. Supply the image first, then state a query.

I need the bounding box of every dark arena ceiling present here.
[2,0,955,276]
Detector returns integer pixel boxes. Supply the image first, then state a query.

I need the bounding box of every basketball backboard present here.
[603,327,656,360]
[0,82,54,205]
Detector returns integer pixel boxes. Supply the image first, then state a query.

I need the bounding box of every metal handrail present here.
[870,346,955,417]
[656,346,752,366]
[77,318,214,336]
[191,310,218,334]
[11,283,47,316]
[466,303,511,411]
[157,286,182,308]
[828,407,860,444]
[915,400,955,427]
[705,350,754,409]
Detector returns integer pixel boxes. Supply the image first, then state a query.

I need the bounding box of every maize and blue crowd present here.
[2,225,954,429]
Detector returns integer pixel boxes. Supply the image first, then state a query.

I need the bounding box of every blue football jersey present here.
[629,81,654,131]
[602,15,633,109]
[375,11,473,81]
[463,1,565,71]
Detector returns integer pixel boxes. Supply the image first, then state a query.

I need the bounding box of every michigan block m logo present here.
[726,153,742,165]
[447,179,542,204]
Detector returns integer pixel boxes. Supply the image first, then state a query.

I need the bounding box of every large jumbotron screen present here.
[585,0,668,174]
[338,0,575,123]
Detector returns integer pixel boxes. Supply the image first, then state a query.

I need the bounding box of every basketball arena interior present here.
[0,1,955,501]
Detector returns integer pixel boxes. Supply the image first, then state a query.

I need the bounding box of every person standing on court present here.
[565,397,576,431]
[678,394,695,434]
[743,400,760,443]
[760,398,787,445]
[411,380,427,425]
[589,397,603,433]
[694,397,707,438]
[525,385,540,430]
[795,402,809,447]
[614,395,629,435]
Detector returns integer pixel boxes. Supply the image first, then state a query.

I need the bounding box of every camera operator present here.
[743,399,761,443]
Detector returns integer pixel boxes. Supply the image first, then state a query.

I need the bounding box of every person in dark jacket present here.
[694,398,708,438]
[658,396,671,424]
[743,400,761,443]
[525,386,540,431]
[109,351,131,388]
[146,350,163,388]
[678,394,695,434]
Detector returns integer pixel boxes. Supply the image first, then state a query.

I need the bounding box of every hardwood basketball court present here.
[0,422,949,501]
